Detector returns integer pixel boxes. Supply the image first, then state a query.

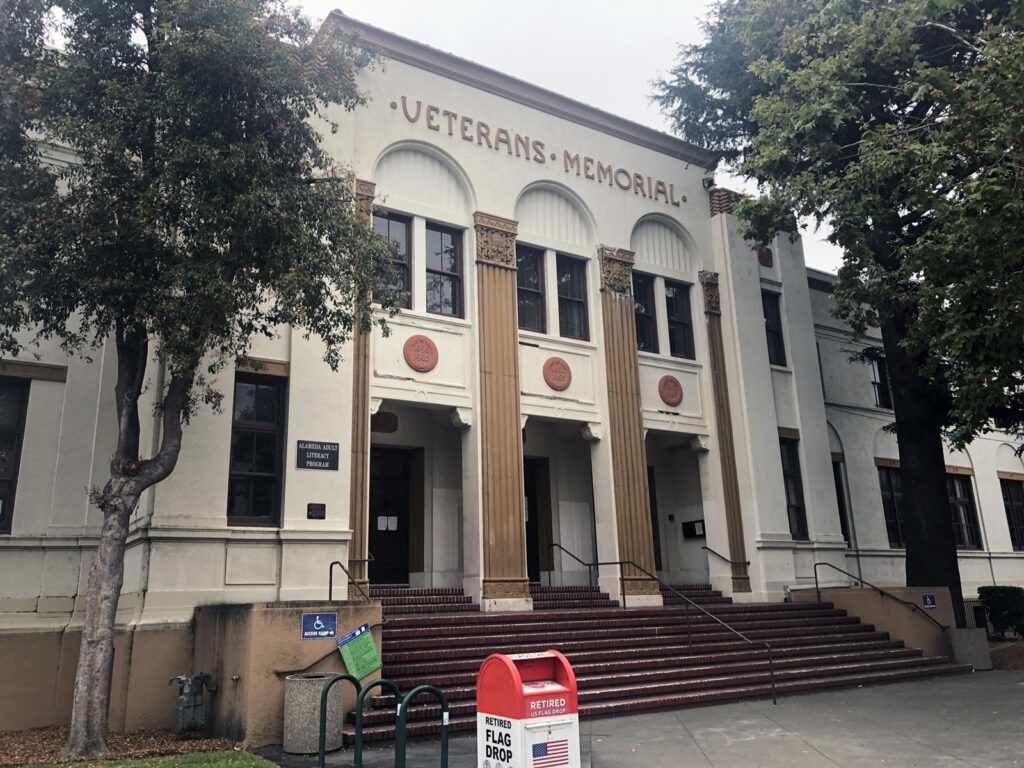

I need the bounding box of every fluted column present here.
[598,246,660,598]
[347,179,375,596]
[474,212,532,609]
[699,270,751,592]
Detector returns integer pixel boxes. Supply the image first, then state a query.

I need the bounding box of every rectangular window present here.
[665,280,695,359]
[0,378,29,534]
[556,254,588,340]
[947,474,982,549]
[878,466,905,547]
[762,290,786,366]
[779,438,808,540]
[372,213,411,309]
[425,224,462,317]
[516,245,545,332]
[1002,478,1024,550]
[832,459,851,546]
[871,356,892,408]
[633,272,658,352]
[228,374,285,526]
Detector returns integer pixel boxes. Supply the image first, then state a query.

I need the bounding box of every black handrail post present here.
[318,674,362,768]
[812,561,949,631]
[395,685,449,768]
[354,678,402,768]
[763,643,777,705]
[814,562,822,603]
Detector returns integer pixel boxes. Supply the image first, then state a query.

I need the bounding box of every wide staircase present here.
[342,584,969,744]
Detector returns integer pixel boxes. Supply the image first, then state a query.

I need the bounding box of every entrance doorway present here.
[368,447,415,584]
[523,457,553,583]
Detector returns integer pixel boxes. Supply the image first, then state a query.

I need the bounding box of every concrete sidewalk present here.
[258,670,1024,768]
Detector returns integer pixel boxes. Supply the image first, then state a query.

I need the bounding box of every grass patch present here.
[26,752,276,768]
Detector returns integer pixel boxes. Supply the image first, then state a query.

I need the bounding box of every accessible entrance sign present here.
[301,612,337,639]
[337,622,382,679]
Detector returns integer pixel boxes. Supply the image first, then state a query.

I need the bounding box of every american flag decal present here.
[532,738,570,767]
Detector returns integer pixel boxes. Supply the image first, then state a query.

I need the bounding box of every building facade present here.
[1,13,1023,639]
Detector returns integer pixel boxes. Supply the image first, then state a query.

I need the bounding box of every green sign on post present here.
[337,622,382,680]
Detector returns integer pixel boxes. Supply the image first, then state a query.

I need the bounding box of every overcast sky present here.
[299,1,843,273]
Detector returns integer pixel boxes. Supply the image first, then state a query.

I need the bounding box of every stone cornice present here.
[322,13,717,170]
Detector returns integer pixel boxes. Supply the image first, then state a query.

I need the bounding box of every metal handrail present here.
[328,552,376,602]
[701,545,750,567]
[813,562,948,631]
[548,544,777,705]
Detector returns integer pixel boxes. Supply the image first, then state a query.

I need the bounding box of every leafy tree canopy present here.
[654,0,1024,448]
[0,0,398,757]
[2,0,398,411]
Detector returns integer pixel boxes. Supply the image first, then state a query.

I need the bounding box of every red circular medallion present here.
[542,357,572,391]
[403,335,439,373]
[658,375,683,407]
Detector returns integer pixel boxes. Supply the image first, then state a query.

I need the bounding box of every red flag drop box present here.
[476,650,581,768]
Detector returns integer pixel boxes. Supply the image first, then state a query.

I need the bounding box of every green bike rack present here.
[318,673,362,768]
[394,685,449,768]
[353,678,402,768]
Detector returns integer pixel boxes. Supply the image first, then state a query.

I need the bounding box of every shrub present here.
[977,586,1024,638]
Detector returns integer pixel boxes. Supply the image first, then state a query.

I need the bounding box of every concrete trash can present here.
[283,673,343,754]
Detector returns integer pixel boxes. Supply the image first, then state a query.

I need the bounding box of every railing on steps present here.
[702,545,750,568]
[549,543,777,705]
[329,552,375,602]
[813,562,949,631]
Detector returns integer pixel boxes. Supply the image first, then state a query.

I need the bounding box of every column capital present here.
[355,179,375,221]
[699,270,721,315]
[598,245,635,294]
[473,212,518,268]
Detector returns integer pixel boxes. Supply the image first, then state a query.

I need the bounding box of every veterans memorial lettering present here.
[391,95,688,208]
[296,440,339,471]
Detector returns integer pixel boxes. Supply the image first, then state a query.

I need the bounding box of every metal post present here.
[354,679,402,768]
[318,674,362,768]
[395,685,449,768]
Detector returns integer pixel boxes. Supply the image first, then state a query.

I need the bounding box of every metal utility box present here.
[476,650,580,768]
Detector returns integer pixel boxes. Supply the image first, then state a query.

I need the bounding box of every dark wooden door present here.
[524,458,552,583]
[648,466,663,571]
[368,448,411,584]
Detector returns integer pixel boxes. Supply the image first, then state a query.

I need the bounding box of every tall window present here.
[556,254,588,340]
[516,245,545,332]
[878,466,905,547]
[665,281,695,359]
[228,374,285,525]
[762,290,786,366]
[1002,478,1024,550]
[947,474,982,549]
[0,379,29,534]
[832,459,851,546]
[870,356,892,408]
[373,213,411,309]
[779,438,808,540]
[425,224,462,317]
[633,272,658,352]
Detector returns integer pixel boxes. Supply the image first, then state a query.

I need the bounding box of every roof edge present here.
[322,11,718,170]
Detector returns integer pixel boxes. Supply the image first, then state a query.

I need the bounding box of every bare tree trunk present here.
[60,325,194,759]
[58,488,138,759]
[883,314,966,628]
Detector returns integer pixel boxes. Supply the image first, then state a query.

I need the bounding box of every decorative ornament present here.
[403,335,439,372]
[542,357,572,391]
[658,375,683,407]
